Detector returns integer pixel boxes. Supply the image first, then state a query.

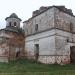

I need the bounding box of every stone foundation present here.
[38,55,70,64]
[0,56,8,62]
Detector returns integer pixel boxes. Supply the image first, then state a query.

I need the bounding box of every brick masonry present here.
[23,6,75,64]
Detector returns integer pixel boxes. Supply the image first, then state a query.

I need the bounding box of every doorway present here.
[34,44,39,60]
[16,48,20,58]
[70,46,75,63]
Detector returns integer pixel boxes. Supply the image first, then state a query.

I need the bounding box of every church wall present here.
[38,29,72,64]
[25,28,75,64]
[6,31,25,60]
[71,17,75,33]
[54,7,75,33]
[0,31,9,62]
[23,7,75,36]
[24,7,75,64]
[72,34,75,42]
[54,29,75,64]
[25,29,57,64]
[23,7,55,36]
[0,43,9,62]
[0,30,25,62]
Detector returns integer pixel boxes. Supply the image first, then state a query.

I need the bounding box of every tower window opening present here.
[9,22,11,26]
[14,22,17,27]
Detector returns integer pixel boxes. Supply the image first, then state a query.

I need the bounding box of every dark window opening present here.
[14,22,17,27]
[34,44,39,60]
[70,46,75,63]
[67,38,69,42]
[35,24,38,31]
[9,22,11,26]
[16,51,20,58]
[70,22,73,32]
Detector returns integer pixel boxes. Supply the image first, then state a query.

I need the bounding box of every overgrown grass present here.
[0,59,74,75]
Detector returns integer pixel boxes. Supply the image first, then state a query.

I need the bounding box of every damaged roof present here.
[24,5,74,23]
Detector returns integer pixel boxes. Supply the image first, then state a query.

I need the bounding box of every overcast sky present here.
[0,0,74,29]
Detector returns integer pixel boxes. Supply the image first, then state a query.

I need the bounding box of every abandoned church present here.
[0,6,75,64]
[0,13,25,62]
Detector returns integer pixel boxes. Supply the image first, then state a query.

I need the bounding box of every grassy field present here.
[0,59,75,75]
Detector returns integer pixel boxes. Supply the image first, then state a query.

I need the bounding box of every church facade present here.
[0,6,75,64]
[0,13,25,62]
[23,6,75,64]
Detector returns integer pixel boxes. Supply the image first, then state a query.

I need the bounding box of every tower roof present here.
[10,13,18,18]
[5,13,21,21]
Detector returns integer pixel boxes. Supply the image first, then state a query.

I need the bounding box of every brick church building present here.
[0,13,25,62]
[0,6,75,64]
[23,6,75,64]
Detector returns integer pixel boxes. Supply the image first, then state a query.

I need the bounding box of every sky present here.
[0,0,74,29]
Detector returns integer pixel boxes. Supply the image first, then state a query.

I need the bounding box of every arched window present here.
[14,22,17,27]
[9,22,11,26]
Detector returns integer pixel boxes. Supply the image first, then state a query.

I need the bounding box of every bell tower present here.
[5,13,21,28]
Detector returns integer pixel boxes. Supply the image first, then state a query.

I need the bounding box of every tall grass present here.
[0,59,74,75]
